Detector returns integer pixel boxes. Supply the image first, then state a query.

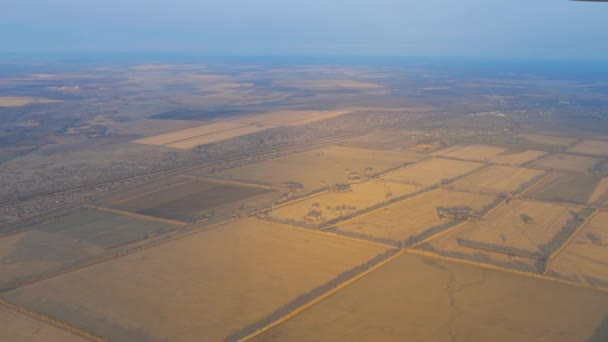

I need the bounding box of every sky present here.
[1,0,607,60]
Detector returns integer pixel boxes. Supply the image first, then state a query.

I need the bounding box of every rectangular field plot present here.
[132,121,248,146]
[549,211,608,288]
[1,220,390,342]
[211,146,425,194]
[0,207,177,290]
[332,189,501,246]
[0,305,88,342]
[445,199,593,260]
[441,144,547,166]
[516,134,577,148]
[523,172,608,206]
[250,253,608,342]
[267,180,424,228]
[567,139,608,156]
[228,110,352,126]
[529,153,603,173]
[450,165,547,196]
[107,178,277,222]
[383,158,483,187]
[340,132,418,151]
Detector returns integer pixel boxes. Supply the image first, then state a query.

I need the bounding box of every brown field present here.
[0,96,61,107]
[407,142,444,153]
[549,211,608,287]
[250,253,608,342]
[132,121,253,146]
[340,132,418,151]
[1,220,389,342]
[590,177,608,205]
[450,165,547,196]
[383,158,483,187]
[108,177,277,222]
[211,146,425,194]
[276,80,382,89]
[524,172,605,205]
[165,124,270,148]
[567,139,608,156]
[447,199,592,259]
[517,134,577,147]
[0,208,177,290]
[334,189,500,245]
[441,144,546,165]
[530,153,603,173]
[0,305,87,342]
[228,110,352,126]
[114,119,206,137]
[267,180,424,227]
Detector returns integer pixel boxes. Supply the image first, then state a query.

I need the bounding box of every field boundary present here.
[83,205,187,226]
[0,298,106,342]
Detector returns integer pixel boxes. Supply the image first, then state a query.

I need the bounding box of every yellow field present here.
[451,199,589,258]
[530,153,602,173]
[0,305,87,342]
[0,97,61,107]
[250,253,608,342]
[267,180,424,226]
[132,121,249,146]
[589,177,608,205]
[165,125,270,148]
[450,165,546,196]
[549,211,608,287]
[567,139,608,156]
[335,189,499,244]
[1,220,388,342]
[383,158,483,186]
[229,110,352,126]
[211,145,425,193]
[441,144,546,165]
[517,134,577,147]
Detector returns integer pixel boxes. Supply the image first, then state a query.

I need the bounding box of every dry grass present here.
[441,144,546,166]
[524,172,602,205]
[530,153,603,173]
[267,180,424,227]
[549,211,608,287]
[250,253,608,342]
[451,165,546,196]
[383,158,483,187]
[335,189,498,244]
[165,125,270,148]
[567,139,608,156]
[229,110,352,126]
[0,305,87,342]
[517,134,577,147]
[211,146,425,194]
[590,177,608,205]
[1,220,387,342]
[132,121,249,146]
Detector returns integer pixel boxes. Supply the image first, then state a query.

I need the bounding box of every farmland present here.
[0,219,390,342]
[266,180,424,228]
[450,165,547,196]
[211,145,425,194]
[443,199,592,260]
[567,139,608,156]
[524,172,606,205]
[549,211,608,288]
[383,158,483,187]
[516,134,577,147]
[228,110,352,126]
[105,177,277,222]
[530,153,603,173]
[440,144,546,166]
[333,189,500,246]
[250,253,608,342]
[0,305,87,342]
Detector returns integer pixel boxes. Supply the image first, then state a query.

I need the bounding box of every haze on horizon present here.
[1,0,607,60]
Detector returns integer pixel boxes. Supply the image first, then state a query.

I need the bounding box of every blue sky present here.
[1,0,607,59]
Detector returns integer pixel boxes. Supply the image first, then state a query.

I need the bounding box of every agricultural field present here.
[0,305,87,342]
[0,207,177,290]
[0,96,61,107]
[450,165,547,196]
[250,253,608,342]
[524,172,607,205]
[440,144,546,166]
[227,110,352,126]
[164,125,270,148]
[106,177,278,222]
[0,219,390,342]
[211,145,425,194]
[333,189,500,246]
[567,139,608,156]
[549,211,608,288]
[383,158,483,187]
[267,180,424,228]
[445,199,592,260]
[516,134,577,148]
[341,132,418,151]
[530,153,603,173]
